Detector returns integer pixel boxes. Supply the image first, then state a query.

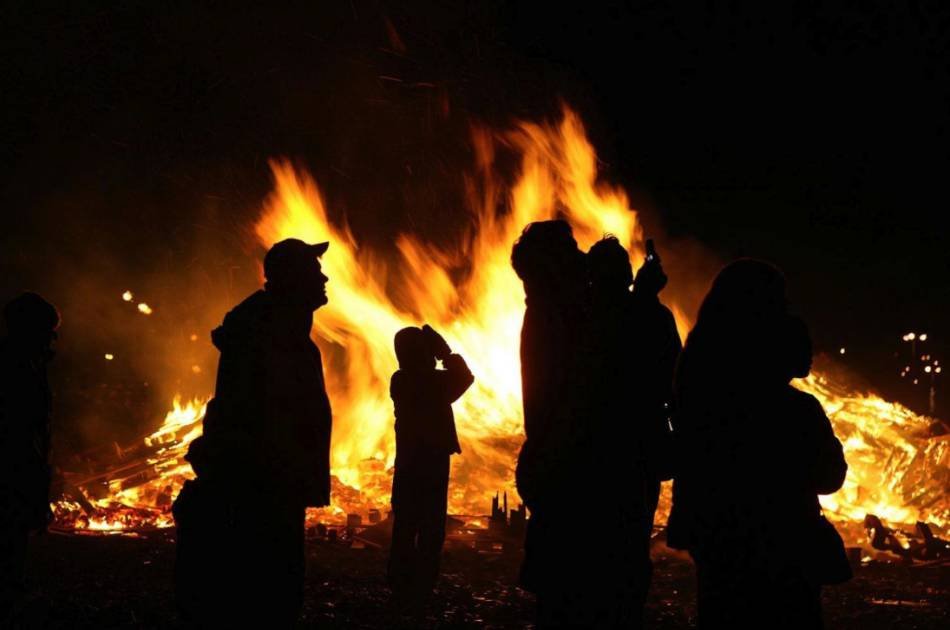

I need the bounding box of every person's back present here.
[388,325,473,609]
[173,239,332,628]
[668,261,848,629]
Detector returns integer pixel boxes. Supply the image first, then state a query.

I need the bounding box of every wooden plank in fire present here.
[66,453,186,493]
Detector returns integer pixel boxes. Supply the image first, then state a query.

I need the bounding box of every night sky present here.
[2,2,947,443]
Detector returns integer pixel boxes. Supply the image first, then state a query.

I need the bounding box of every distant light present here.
[919,333,928,341]
[104,353,114,361]
[839,347,846,355]
[122,291,133,302]
[137,303,153,315]
[191,365,202,374]
[913,379,919,385]
[937,367,943,374]
[925,366,932,373]
[905,332,916,341]
[189,334,198,342]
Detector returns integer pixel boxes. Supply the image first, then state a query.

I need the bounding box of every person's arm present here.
[806,395,848,494]
[440,353,474,403]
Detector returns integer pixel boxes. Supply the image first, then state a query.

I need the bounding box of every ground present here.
[18,531,950,628]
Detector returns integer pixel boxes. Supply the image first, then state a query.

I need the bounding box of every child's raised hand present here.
[422,324,452,360]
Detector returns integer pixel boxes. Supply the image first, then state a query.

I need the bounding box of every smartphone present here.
[645,238,658,262]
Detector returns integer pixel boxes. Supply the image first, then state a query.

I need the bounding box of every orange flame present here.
[56,107,948,547]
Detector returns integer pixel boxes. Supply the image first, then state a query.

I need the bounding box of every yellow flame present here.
[59,107,948,547]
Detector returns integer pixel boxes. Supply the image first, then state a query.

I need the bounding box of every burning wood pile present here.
[51,108,949,563]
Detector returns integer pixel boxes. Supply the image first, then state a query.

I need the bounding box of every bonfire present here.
[53,108,949,558]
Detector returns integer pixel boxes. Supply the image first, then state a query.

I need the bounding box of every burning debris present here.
[864,515,950,563]
[52,108,949,561]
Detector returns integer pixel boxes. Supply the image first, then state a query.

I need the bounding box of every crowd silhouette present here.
[0,225,850,628]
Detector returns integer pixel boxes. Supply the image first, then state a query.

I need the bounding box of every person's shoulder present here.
[212,290,271,350]
[390,369,409,394]
[227,290,272,322]
[786,385,826,415]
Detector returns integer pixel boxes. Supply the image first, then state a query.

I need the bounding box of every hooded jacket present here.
[186,290,332,507]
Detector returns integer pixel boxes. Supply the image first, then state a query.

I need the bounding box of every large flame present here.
[55,107,948,547]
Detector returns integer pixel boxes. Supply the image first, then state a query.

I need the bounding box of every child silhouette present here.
[387,324,474,609]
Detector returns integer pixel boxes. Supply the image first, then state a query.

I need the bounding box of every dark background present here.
[2,1,947,451]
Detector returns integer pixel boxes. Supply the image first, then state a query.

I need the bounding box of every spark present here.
[137,303,153,315]
[104,354,114,361]
[122,291,133,302]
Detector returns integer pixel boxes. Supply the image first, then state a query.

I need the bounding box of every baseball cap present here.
[263,238,329,281]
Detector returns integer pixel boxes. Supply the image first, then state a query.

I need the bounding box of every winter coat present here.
[390,354,473,459]
[186,290,332,507]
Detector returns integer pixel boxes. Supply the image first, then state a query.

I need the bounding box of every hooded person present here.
[173,238,332,628]
[387,324,473,609]
[668,260,848,629]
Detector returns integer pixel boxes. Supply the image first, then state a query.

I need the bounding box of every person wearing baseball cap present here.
[174,238,331,627]
[263,238,330,309]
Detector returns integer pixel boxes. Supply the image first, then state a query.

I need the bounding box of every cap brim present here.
[310,242,329,257]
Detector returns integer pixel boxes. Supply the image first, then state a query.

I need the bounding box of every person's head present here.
[696,259,787,328]
[4,292,60,356]
[588,235,632,296]
[511,220,586,302]
[263,239,329,310]
[393,326,435,371]
[679,259,788,389]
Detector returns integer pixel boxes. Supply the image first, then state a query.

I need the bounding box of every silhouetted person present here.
[667,260,848,629]
[173,239,332,628]
[0,293,58,623]
[511,220,595,627]
[387,324,473,609]
[587,236,681,626]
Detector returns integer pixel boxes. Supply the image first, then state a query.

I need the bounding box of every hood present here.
[211,290,315,352]
[210,290,273,352]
